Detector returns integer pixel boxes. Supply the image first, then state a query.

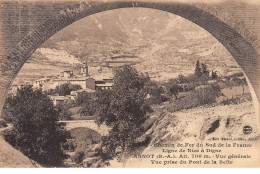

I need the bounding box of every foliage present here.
[220,93,252,105]
[70,127,102,146]
[195,84,221,105]
[0,119,7,128]
[167,84,221,112]
[46,83,82,96]
[227,72,244,78]
[68,127,102,162]
[165,79,182,101]
[71,151,85,164]
[76,91,96,116]
[201,63,209,77]
[56,103,73,121]
[2,86,69,166]
[63,140,75,152]
[95,65,149,163]
[231,77,247,94]
[168,84,182,101]
[194,60,211,82]
[177,74,185,83]
[141,73,167,105]
[211,70,218,79]
[1,95,14,123]
[222,74,248,95]
[194,60,202,78]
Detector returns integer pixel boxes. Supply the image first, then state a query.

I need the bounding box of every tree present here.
[212,70,218,79]
[46,83,82,96]
[76,91,96,116]
[194,60,202,78]
[166,79,182,101]
[232,77,247,94]
[201,63,209,77]
[177,74,185,84]
[168,83,182,101]
[95,65,148,165]
[56,102,72,121]
[3,86,69,166]
[141,73,167,105]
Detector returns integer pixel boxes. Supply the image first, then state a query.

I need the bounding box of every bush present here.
[1,96,14,123]
[145,94,168,106]
[195,85,221,105]
[71,151,85,164]
[221,97,241,105]
[167,85,221,112]
[221,94,252,105]
[142,75,167,105]
[63,140,75,152]
[0,119,7,128]
[56,103,73,121]
[167,92,200,112]
[76,92,97,116]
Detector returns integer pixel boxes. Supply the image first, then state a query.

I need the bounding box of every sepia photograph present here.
[0,0,260,168]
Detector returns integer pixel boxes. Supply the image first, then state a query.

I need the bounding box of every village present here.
[8,62,114,106]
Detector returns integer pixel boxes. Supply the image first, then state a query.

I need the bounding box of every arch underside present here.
[0,1,259,126]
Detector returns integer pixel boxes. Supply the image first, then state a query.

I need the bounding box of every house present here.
[33,62,114,93]
[52,76,96,90]
[49,95,71,106]
[33,77,52,89]
[95,83,113,90]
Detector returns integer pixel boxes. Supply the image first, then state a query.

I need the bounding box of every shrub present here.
[142,75,167,105]
[167,92,200,112]
[145,94,168,106]
[167,85,221,112]
[0,119,7,128]
[195,85,221,105]
[71,151,85,164]
[1,96,14,123]
[221,97,241,105]
[76,91,97,116]
[56,103,73,121]
[63,140,75,152]
[220,94,252,105]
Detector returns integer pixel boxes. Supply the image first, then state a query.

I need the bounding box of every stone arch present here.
[0,1,259,126]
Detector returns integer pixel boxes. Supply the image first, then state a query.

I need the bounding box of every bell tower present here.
[81,62,88,77]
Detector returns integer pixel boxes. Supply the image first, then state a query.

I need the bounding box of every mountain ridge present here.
[17,8,242,82]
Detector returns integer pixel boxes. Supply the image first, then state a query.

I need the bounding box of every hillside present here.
[144,101,257,149]
[124,100,259,167]
[0,126,41,168]
[17,8,243,82]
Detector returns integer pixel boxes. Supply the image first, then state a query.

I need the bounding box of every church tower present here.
[81,62,88,77]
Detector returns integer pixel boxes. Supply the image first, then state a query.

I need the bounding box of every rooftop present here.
[53,76,92,81]
[95,83,113,87]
